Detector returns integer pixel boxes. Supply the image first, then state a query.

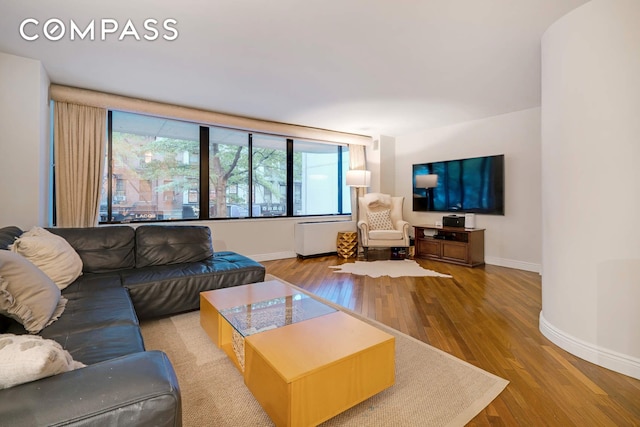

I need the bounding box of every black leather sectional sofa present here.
[0,224,265,426]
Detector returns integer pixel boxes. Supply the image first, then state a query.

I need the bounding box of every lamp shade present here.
[346,170,371,187]
[415,174,438,188]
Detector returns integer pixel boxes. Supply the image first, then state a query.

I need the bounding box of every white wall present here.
[377,135,396,195]
[0,52,50,229]
[395,108,542,272]
[124,216,351,261]
[540,0,640,379]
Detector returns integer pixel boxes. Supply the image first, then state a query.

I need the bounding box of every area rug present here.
[330,259,452,278]
[140,277,506,426]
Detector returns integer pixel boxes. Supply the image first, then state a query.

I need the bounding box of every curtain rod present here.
[50,84,372,146]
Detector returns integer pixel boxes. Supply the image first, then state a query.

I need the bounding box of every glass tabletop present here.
[219,292,337,337]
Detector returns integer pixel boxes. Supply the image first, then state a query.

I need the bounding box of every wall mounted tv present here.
[413,154,505,215]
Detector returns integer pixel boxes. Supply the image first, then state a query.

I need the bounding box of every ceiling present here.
[0,0,588,137]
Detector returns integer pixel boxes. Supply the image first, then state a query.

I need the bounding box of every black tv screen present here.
[413,154,505,215]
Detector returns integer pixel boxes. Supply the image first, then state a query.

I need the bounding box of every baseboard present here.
[539,312,640,380]
[296,252,338,259]
[485,256,541,273]
[250,251,297,262]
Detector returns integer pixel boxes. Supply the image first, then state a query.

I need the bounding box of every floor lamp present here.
[346,170,371,256]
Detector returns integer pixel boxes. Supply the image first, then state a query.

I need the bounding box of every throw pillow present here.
[0,251,67,334]
[367,209,395,230]
[0,334,85,389]
[10,227,83,290]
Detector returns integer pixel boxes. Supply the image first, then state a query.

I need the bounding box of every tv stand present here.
[413,225,484,267]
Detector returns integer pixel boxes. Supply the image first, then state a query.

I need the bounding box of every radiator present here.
[294,220,357,257]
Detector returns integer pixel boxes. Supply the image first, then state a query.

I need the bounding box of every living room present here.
[1,0,639,425]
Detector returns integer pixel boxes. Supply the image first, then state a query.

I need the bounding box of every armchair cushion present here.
[367,209,394,230]
[369,229,404,240]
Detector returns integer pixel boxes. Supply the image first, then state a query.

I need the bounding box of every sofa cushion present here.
[0,316,9,334]
[0,334,85,389]
[61,272,123,299]
[0,227,22,250]
[48,325,146,365]
[34,287,139,338]
[122,251,265,319]
[0,251,67,334]
[135,225,213,268]
[10,227,83,290]
[47,226,136,273]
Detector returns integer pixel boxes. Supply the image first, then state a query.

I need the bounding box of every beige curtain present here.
[348,143,367,220]
[54,102,106,227]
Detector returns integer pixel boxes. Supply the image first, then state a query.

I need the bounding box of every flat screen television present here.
[413,154,505,215]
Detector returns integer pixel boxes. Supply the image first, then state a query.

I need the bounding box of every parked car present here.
[227,204,249,217]
[99,204,124,222]
[182,205,199,219]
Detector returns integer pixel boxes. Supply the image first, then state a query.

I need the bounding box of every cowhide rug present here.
[329,259,452,278]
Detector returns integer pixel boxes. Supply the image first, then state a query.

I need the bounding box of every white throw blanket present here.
[363,193,392,209]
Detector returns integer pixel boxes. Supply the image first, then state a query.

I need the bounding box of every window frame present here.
[100,110,350,224]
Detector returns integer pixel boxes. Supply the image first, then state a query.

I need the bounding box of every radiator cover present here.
[294,221,357,257]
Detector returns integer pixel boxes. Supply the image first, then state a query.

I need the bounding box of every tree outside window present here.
[100,111,351,223]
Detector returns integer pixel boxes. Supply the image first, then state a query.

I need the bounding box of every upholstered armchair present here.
[357,193,410,257]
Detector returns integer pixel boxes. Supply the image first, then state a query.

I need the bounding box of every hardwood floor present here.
[262,256,640,426]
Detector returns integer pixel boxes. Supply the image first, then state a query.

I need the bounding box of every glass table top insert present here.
[219,292,337,337]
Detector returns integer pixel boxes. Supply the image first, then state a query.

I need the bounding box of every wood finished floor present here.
[262,256,640,427]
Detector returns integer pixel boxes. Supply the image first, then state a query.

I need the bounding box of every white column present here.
[0,52,51,228]
[540,0,640,379]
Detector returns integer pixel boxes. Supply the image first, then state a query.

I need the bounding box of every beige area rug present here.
[330,259,452,278]
[140,277,507,426]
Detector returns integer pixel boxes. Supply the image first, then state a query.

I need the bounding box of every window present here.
[114,178,126,203]
[294,140,349,215]
[253,134,287,217]
[102,111,200,222]
[209,128,249,218]
[101,111,351,223]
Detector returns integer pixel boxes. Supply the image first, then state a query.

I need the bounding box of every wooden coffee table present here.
[200,279,395,426]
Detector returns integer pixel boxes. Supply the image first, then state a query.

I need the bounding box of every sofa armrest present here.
[0,226,23,250]
[0,351,181,427]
